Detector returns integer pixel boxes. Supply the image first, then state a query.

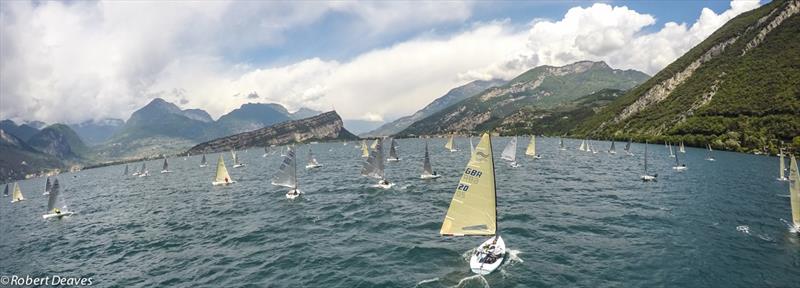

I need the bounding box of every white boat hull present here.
[420,174,441,179]
[672,166,688,171]
[285,189,302,199]
[233,164,245,168]
[641,175,657,181]
[212,180,236,186]
[387,158,401,162]
[43,211,75,219]
[706,158,716,161]
[373,182,395,189]
[469,236,506,275]
[160,170,172,174]
[306,164,323,169]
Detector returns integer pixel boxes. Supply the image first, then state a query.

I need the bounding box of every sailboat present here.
[138,162,149,177]
[305,147,323,169]
[361,138,393,189]
[387,138,401,161]
[608,140,617,155]
[641,141,657,181]
[160,157,172,173]
[43,177,51,196]
[200,154,208,167]
[788,155,799,232]
[440,133,505,275]
[470,137,475,155]
[361,140,370,158]
[559,137,567,151]
[579,139,587,151]
[672,148,687,171]
[273,146,301,199]
[590,140,598,154]
[525,136,541,159]
[421,141,441,179]
[42,178,75,219]
[370,139,379,150]
[11,182,24,203]
[501,137,519,168]
[232,150,245,168]
[3,183,9,197]
[445,134,458,152]
[679,142,686,153]
[668,142,676,158]
[705,144,716,161]
[212,154,235,185]
[624,139,634,156]
[124,164,129,176]
[132,163,140,176]
[778,149,788,181]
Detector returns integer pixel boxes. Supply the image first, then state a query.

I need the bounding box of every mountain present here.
[0,129,64,181]
[112,98,213,142]
[70,118,125,145]
[27,124,89,160]
[182,109,214,123]
[363,79,505,137]
[291,108,322,120]
[496,89,626,135]
[0,120,40,141]
[399,61,649,136]
[575,0,800,153]
[344,119,385,135]
[24,121,47,130]
[187,111,357,154]
[214,103,293,135]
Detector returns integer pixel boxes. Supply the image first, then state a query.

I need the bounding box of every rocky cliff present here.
[186,111,357,154]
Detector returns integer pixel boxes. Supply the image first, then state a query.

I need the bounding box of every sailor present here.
[54,208,61,214]
[225,177,229,183]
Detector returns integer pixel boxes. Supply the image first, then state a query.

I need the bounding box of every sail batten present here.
[441,133,496,236]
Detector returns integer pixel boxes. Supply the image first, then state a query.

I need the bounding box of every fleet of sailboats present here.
[441,133,505,275]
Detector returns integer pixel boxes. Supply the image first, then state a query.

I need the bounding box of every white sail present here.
[273,146,298,188]
[307,147,320,167]
[11,182,24,202]
[679,142,686,153]
[422,142,434,176]
[501,137,517,162]
[609,141,616,153]
[231,150,238,165]
[46,178,68,213]
[525,136,536,156]
[441,133,496,236]
[789,155,800,228]
[445,135,455,151]
[668,143,675,157]
[43,177,51,195]
[779,150,786,180]
[213,154,234,184]
[579,139,586,151]
[361,140,370,157]
[470,137,475,155]
[361,138,385,179]
[388,138,400,160]
[370,139,379,149]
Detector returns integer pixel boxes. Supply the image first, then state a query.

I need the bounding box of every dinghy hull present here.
[43,211,75,219]
[469,236,506,275]
[420,174,441,179]
[212,180,236,186]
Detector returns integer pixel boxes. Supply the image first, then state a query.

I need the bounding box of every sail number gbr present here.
[456,168,483,198]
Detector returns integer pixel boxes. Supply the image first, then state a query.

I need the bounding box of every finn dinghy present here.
[705,144,716,161]
[559,137,567,151]
[788,155,799,232]
[445,134,458,152]
[441,133,506,275]
[200,153,208,167]
[273,146,301,199]
[501,137,519,168]
[212,154,235,185]
[387,138,401,161]
[624,139,634,156]
[10,182,24,203]
[3,183,9,197]
[672,148,687,171]
[525,136,541,159]
[421,141,441,179]
[138,162,149,177]
[361,138,393,189]
[232,150,245,168]
[42,178,75,219]
[306,147,323,169]
[608,140,617,155]
[641,141,657,182]
[161,157,172,173]
[43,177,51,196]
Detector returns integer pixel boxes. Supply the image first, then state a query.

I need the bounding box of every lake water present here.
[1,137,798,287]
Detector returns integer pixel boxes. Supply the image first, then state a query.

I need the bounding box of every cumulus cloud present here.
[0,0,761,125]
[470,0,761,79]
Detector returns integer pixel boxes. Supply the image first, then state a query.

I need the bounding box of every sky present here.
[0,0,763,125]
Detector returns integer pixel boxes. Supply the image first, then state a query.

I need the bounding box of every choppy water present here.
[1,137,798,287]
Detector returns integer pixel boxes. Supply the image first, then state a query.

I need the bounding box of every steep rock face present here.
[27,124,88,159]
[0,129,64,181]
[363,79,505,137]
[399,61,648,136]
[0,120,40,141]
[578,0,800,153]
[187,111,357,154]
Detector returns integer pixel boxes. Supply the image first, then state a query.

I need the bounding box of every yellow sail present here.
[370,139,379,149]
[525,136,536,156]
[445,135,454,150]
[361,140,369,157]
[11,182,24,202]
[214,154,233,184]
[441,133,496,236]
[789,155,800,228]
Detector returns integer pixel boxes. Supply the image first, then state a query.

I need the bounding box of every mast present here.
[293,146,298,190]
[644,141,649,174]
